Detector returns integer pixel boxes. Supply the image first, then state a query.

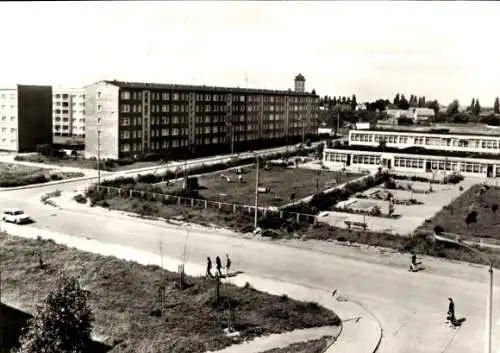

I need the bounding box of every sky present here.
[1,1,500,106]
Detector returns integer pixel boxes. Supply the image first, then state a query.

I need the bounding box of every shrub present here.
[73,194,87,204]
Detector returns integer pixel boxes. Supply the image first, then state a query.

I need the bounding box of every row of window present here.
[0,138,16,144]
[1,116,15,121]
[54,94,85,99]
[394,157,425,169]
[0,94,15,100]
[352,154,381,165]
[352,132,500,150]
[119,90,316,104]
[0,127,16,133]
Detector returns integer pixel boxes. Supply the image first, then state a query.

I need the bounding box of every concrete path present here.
[2,224,381,353]
[206,326,339,353]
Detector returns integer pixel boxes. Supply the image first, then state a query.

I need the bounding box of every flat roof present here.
[90,80,318,97]
[325,144,500,161]
[352,126,500,138]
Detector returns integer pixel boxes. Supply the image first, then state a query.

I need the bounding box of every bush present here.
[117,157,134,166]
[73,194,87,204]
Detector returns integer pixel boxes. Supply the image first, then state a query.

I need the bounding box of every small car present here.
[2,208,31,224]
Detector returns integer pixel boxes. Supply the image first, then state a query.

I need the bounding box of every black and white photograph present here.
[0,1,499,353]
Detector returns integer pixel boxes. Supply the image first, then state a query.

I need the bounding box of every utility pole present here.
[97,124,101,190]
[231,123,234,155]
[254,155,259,229]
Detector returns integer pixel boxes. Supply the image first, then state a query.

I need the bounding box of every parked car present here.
[2,208,31,224]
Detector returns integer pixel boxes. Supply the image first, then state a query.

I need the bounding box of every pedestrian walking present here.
[206,257,213,278]
[225,254,232,276]
[447,297,456,326]
[215,256,223,277]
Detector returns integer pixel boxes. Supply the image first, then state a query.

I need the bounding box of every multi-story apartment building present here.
[85,74,319,160]
[0,85,52,152]
[53,88,86,138]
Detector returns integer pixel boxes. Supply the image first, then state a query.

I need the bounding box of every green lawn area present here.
[14,154,162,171]
[155,166,362,207]
[418,184,500,242]
[0,233,340,353]
[0,162,84,187]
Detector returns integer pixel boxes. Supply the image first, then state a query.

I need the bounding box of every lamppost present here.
[436,232,493,353]
[97,121,101,190]
[254,153,260,229]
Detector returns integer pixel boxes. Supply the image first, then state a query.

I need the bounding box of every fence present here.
[95,185,317,224]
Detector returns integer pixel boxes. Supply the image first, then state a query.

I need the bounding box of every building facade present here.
[0,85,52,152]
[324,128,500,178]
[85,76,319,160]
[52,88,86,138]
[323,147,500,178]
[348,129,500,154]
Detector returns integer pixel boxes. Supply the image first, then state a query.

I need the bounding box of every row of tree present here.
[393,93,427,110]
[320,95,357,111]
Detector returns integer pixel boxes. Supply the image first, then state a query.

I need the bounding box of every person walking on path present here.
[206,257,213,278]
[225,254,232,276]
[215,256,223,277]
[447,297,456,326]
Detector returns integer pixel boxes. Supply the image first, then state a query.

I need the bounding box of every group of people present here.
[206,254,231,278]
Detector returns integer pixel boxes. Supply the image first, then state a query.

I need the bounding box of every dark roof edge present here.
[90,80,317,96]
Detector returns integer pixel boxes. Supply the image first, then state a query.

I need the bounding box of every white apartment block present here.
[0,85,52,152]
[0,89,19,151]
[53,88,86,137]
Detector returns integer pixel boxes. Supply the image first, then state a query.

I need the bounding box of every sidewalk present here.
[3,223,382,353]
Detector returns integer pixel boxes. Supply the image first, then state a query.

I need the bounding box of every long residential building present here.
[85,74,319,160]
[0,85,52,152]
[53,88,86,138]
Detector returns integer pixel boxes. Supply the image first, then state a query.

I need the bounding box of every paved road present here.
[2,182,500,353]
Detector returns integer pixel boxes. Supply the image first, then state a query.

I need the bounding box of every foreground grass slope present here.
[0,233,340,353]
[0,162,84,187]
[419,184,500,241]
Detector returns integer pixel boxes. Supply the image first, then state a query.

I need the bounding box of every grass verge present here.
[0,162,84,187]
[0,232,340,353]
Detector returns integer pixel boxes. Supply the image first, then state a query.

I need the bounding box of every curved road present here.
[2,174,499,352]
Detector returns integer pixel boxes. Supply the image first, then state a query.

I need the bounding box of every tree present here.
[474,98,481,115]
[426,100,440,115]
[341,96,347,104]
[469,98,475,112]
[15,273,95,353]
[446,99,460,116]
[398,95,409,110]
[332,96,337,106]
[351,94,357,110]
[465,210,478,227]
[494,97,500,114]
[393,93,400,105]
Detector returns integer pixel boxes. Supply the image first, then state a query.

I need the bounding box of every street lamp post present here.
[254,154,259,229]
[437,232,493,353]
[97,124,101,190]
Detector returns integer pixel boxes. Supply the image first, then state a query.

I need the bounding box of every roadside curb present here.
[2,225,381,353]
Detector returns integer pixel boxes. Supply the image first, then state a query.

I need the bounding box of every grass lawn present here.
[0,233,340,353]
[156,166,362,207]
[260,336,333,353]
[418,184,500,242]
[0,162,84,187]
[14,154,161,171]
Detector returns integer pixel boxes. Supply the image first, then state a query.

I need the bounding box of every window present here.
[162,92,169,100]
[120,104,130,113]
[120,91,131,100]
[120,143,130,152]
[173,93,179,100]
[97,91,102,98]
[120,130,130,139]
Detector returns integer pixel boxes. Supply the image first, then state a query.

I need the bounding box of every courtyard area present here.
[158,165,363,208]
[319,176,481,236]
